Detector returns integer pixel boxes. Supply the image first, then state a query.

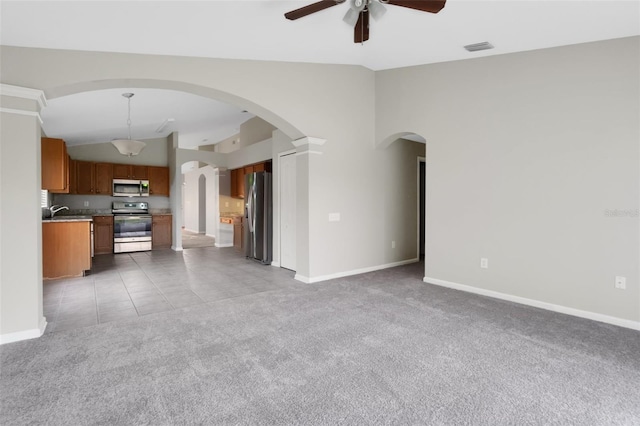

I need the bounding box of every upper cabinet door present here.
[41,137,69,193]
[148,166,170,196]
[68,158,78,194]
[113,164,148,180]
[112,164,130,179]
[94,163,113,195]
[131,165,148,179]
[76,161,95,194]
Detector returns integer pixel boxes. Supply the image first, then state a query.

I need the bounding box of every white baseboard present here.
[294,274,311,283]
[271,261,281,267]
[423,276,640,331]
[205,233,216,238]
[214,243,233,248]
[296,258,419,284]
[171,245,183,252]
[0,317,47,345]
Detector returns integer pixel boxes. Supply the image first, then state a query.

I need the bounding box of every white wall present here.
[376,37,640,324]
[0,89,46,343]
[201,116,276,154]
[1,37,638,338]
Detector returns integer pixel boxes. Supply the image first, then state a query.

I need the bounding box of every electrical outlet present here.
[615,276,626,290]
[391,241,396,249]
[84,201,89,207]
[225,202,229,207]
[328,213,340,222]
[236,202,241,208]
[480,258,489,269]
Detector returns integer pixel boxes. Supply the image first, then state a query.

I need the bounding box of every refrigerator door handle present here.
[247,184,255,234]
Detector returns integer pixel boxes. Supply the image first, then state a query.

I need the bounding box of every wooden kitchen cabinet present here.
[43,221,91,279]
[93,215,114,254]
[233,216,243,251]
[75,162,112,195]
[230,168,242,199]
[41,137,69,193]
[152,214,172,249]
[68,158,78,194]
[230,161,272,199]
[76,160,95,195]
[148,166,170,196]
[237,169,245,198]
[113,164,148,179]
[94,163,113,195]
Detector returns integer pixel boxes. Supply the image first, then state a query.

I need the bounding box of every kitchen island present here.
[42,216,92,279]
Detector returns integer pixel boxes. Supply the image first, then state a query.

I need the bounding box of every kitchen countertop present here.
[42,215,93,223]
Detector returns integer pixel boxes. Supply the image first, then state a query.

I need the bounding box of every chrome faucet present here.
[50,205,69,217]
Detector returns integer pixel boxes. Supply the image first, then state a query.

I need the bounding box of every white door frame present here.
[417,156,426,261]
[277,149,297,270]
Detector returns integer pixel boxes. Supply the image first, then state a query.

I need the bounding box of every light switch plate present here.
[328,213,340,222]
[480,258,488,269]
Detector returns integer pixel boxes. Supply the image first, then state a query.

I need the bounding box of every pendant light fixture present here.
[111,92,146,157]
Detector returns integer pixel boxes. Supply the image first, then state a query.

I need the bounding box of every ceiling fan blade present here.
[385,0,446,14]
[354,9,370,43]
[285,0,345,20]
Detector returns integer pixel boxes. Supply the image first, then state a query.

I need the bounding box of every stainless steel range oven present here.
[112,202,152,253]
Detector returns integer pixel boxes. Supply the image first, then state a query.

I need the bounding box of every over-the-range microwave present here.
[113,179,150,197]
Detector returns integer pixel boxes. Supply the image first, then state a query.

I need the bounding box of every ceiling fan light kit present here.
[285,0,446,44]
[111,92,147,157]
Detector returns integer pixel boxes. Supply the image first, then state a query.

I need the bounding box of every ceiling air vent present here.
[464,42,494,52]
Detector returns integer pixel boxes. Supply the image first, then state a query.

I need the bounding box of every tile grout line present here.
[116,253,142,318]
[129,253,175,311]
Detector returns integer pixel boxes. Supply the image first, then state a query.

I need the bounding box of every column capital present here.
[0,84,48,124]
[292,137,326,156]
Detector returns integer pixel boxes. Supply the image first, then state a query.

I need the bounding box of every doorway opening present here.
[182,164,216,249]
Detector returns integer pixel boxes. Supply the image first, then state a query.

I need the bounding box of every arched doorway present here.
[181,165,217,249]
[379,132,427,274]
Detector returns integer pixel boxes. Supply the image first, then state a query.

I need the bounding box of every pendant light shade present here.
[111,92,146,156]
[111,139,146,157]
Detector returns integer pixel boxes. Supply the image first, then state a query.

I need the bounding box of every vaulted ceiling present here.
[2,1,638,148]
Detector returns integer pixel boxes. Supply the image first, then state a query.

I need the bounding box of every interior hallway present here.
[181,229,216,249]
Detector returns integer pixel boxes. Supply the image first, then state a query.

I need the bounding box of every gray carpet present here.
[2,261,639,425]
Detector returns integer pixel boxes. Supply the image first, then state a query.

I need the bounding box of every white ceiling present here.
[39,88,252,148]
[2,0,638,148]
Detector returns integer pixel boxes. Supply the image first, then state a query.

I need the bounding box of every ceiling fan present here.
[284,0,446,44]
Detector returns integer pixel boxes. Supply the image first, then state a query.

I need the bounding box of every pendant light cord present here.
[127,96,132,140]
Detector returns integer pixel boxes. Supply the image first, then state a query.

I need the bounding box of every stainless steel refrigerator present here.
[244,171,272,264]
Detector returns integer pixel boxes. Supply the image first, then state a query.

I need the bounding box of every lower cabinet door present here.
[93,216,114,254]
[152,215,172,249]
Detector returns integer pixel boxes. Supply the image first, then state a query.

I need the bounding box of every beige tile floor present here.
[43,247,295,333]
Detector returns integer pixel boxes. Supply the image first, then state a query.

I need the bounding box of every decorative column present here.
[291,136,326,283]
[0,84,48,344]
[167,132,183,251]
